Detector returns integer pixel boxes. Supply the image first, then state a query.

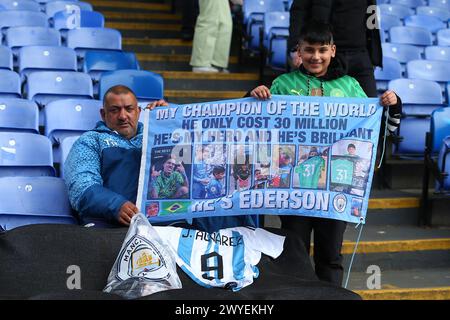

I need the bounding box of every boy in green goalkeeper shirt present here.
[250,21,402,286]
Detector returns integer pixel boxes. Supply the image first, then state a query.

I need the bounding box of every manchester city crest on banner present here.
[116,235,170,281]
[333,194,347,213]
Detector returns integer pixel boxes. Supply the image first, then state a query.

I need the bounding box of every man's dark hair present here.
[102,85,137,104]
[348,143,356,150]
[298,21,334,46]
[212,166,226,176]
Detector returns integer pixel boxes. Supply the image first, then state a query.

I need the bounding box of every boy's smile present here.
[297,41,336,77]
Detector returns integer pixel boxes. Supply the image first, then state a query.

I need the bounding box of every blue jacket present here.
[64,121,143,226]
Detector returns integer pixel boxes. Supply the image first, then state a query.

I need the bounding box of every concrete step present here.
[347,268,450,292]
[355,285,450,300]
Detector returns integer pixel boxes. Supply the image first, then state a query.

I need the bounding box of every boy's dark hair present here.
[298,21,334,46]
[212,166,226,176]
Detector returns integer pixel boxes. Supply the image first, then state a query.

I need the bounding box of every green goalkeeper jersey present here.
[295,156,326,189]
[331,158,355,186]
[270,70,367,98]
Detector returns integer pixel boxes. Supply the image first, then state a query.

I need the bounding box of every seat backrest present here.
[379,13,403,32]
[389,26,433,46]
[0,46,13,70]
[424,45,450,61]
[429,0,450,10]
[45,0,93,18]
[0,70,21,98]
[436,28,450,46]
[5,26,61,51]
[379,4,415,19]
[242,0,286,24]
[66,27,122,55]
[388,79,443,104]
[0,132,55,177]
[0,0,41,12]
[0,10,48,31]
[25,71,93,106]
[430,107,450,154]
[18,46,78,78]
[44,98,102,143]
[53,10,104,30]
[0,176,77,231]
[98,69,164,101]
[406,59,450,83]
[0,98,39,133]
[83,50,139,81]
[375,56,403,81]
[404,14,446,33]
[390,0,426,8]
[263,11,289,40]
[395,117,430,155]
[381,42,423,63]
[416,5,450,21]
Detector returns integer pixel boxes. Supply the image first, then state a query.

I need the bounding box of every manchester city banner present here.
[136,95,383,225]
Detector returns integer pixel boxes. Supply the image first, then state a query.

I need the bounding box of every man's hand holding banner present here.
[137,95,382,225]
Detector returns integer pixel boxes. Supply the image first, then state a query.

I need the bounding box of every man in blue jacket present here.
[64,85,166,227]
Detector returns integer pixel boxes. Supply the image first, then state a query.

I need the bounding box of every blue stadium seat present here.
[436,28,450,45]
[429,0,450,10]
[0,46,13,70]
[45,0,93,19]
[0,176,77,231]
[98,69,164,102]
[406,60,450,95]
[52,10,104,38]
[389,26,433,46]
[382,42,423,65]
[0,70,21,98]
[389,79,445,156]
[0,132,55,177]
[0,10,48,33]
[263,11,289,70]
[44,98,101,163]
[5,27,61,56]
[425,45,450,61]
[60,135,79,179]
[0,98,39,133]
[83,50,139,82]
[404,14,446,33]
[390,0,426,8]
[25,71,93,106]
[389,78,444,116]
[374,57,403,92]
[242,0,285,50]
[437,135,450,190]
[394,116,431,155]
[430,107,450,154]
[18,46,78,80]
[379,13,403,35]
[0,0,41,12]
[66,27,122,60]
[416,6,450,21]
[379,4,415,19]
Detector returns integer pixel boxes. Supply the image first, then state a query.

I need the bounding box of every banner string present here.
[377,106,390,169]
[343,218,364,289]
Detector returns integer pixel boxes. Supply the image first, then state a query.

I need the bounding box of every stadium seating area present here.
[0,0,449,231]
[0,0,165,231]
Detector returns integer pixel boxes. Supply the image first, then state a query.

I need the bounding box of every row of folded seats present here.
[377,0,450,220]
[0,0,167,231]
